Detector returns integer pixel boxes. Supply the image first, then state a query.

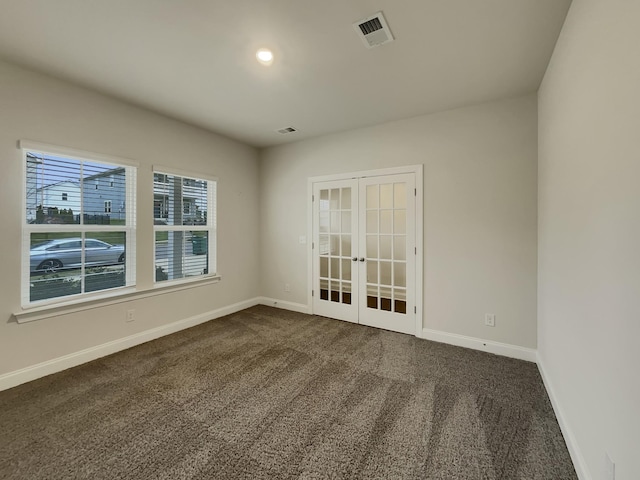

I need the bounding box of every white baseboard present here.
[0,297,261,392]
[257,297,311,314]
[421,328,537,362]
[536,355,591,480]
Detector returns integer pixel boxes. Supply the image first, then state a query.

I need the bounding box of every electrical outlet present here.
[605,452,615,480]
[126,309,135,323]
[484,313,496,327]
[285,283,291,292]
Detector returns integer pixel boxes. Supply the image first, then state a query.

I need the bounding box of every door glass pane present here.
[394,183,406,209]
[330,189,340,209]
[381,298,392,311]
[330,281,340,302]
[341,235,351,257]
[394,210,406,235]
[367,260,378,283]
[380,210,392,234]
[380,286,392,312]
[342,282,352,305]
[367,284,378,309]
[393,236,406,261]
[319,212,329,233]
[319,235,329,255]
[341,211,351,234]
[320,278,329,300]
[342,259,351,281]
[394,295,407,313]
[330,257,340,279]
[330,211,340,233]
[341,188,351,210]
[366,210,378,234]
[366,185,378,209]
[379,235,392,259]
[380,184,393,209]
[394,262,406,287]
[320,189,329,203]
[330,235,340,255]
[320,257,328,277]
[380,261,392,285]
[366,235,377,258]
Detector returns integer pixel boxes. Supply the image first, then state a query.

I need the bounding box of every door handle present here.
[359,257,365,262]
[352,257,358,262]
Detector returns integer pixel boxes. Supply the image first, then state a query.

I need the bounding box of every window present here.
[23,144,136,306]
[154,173,169,184]
[153,168,216,283]
[154,196,169,220]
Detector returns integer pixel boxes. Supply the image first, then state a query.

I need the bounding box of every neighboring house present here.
[26,164,206,224]
[153,173,207,224]
[83,167,127,221]
[27,181,81,223]
[26,157,127,223]
[26,154,82,222]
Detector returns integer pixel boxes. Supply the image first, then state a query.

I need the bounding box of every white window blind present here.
[153,169,216,283]
[22,146,136,307]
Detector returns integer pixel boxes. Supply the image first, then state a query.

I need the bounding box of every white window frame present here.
[20,140,137,308]
[153,166,217,286]
[104,200,112,213]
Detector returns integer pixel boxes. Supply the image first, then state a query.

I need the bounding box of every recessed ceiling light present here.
[256,48,274,65]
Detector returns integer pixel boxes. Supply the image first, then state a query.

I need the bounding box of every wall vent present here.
[353,12,394,48]
[277,126,297,135]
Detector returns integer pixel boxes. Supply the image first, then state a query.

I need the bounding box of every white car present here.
[30,238,125,273]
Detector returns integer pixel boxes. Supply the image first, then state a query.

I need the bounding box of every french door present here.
[312,173,416,335]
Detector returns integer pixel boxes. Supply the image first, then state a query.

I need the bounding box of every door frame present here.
[307,165,423,337]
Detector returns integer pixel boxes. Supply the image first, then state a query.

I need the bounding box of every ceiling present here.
[0,0,571,148]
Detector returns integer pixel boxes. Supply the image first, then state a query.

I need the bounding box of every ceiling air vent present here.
[277,126,297,135]
[353,12,394,48]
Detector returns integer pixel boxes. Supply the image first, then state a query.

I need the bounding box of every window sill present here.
[13,275,222,324]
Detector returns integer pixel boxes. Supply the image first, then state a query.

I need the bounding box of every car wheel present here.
[37,259,63,273]
[118,253,125,263]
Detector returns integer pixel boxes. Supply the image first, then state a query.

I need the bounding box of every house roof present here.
[82,167,125,182]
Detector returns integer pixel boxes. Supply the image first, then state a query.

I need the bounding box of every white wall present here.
[538,1,640,479]
[260,95,538,348]
[0,61,260,376]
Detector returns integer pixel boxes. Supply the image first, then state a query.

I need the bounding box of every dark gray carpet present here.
[0,305,577,479]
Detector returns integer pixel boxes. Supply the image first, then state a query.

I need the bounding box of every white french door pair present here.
[312,173,416,335]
